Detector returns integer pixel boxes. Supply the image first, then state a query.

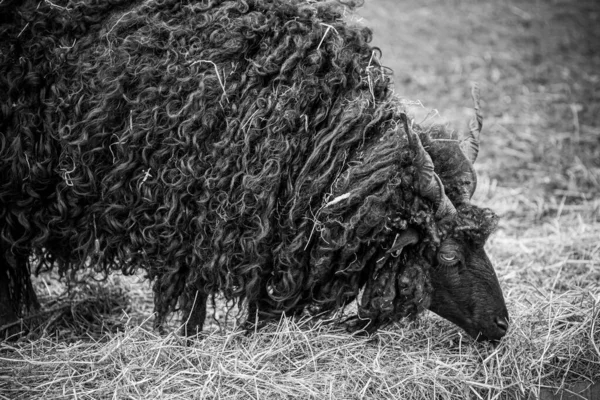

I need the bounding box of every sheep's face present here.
[426,209,509,341]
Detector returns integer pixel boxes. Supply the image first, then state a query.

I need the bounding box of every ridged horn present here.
[401,113,456,219]
[462,83,482,164]
[455,84,483,202]
[464,162,477,201]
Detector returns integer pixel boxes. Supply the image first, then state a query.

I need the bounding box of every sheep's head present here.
[398,109,509,342]
[427,206,508,341]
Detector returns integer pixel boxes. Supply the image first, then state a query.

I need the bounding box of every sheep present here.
[0,0,509,341]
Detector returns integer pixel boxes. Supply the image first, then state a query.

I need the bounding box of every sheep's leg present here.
[245,284,271,332]
[0,260,19,333]
[180,285,208,337]
[153,270,187,335]
[0,244,39,339]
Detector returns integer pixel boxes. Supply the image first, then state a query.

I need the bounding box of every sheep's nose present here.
[494,316,509,336]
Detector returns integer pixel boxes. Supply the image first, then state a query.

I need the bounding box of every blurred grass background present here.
[359,0,599,196]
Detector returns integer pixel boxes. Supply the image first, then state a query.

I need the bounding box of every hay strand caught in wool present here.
[323,192,351,207]
[188,59,229,103]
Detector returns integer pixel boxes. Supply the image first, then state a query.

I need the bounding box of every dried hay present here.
[0,277,598,399]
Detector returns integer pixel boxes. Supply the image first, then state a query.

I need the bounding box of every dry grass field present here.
[1,0,599,398]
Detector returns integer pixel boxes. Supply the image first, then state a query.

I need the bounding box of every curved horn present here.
[463,162,478,201]
[455,84,483,202]
[401,114,456,219]
[462,83,482,164]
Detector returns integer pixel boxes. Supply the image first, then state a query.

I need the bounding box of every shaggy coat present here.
[0,0,508,339]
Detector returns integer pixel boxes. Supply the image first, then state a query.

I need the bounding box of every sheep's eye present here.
[440,254,456,262]
[438,252,459,266]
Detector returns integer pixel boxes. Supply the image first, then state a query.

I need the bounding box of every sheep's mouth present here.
[473,332,498,343]
[463,323,508,343]
[430,310,503,342]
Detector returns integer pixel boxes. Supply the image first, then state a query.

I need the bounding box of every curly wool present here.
[0,0,494,330]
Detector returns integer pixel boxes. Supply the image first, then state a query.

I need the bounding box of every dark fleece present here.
[0,0,496,330]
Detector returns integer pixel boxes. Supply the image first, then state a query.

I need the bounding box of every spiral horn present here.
[401,113,456,219]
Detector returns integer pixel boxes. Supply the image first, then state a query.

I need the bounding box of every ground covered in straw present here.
[1,0,599,399]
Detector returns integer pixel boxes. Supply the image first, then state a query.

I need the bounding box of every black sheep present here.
[0,0,508,340]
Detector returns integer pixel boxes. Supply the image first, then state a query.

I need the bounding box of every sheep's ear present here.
[388,228,420,254]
